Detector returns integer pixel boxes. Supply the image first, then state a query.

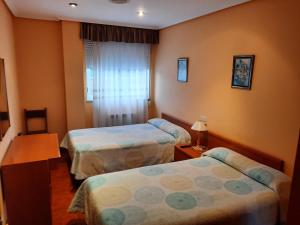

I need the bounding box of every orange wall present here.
[3,0,299,176]
[13,19,92,134]
[61,21,86,130]
[14,18,67,140]
[0,0,22,219]
[154,0,300,175]
[0,2,22,161]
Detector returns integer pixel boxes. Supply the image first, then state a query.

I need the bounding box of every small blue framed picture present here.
[177,58,188,83]
[231,55,255,89]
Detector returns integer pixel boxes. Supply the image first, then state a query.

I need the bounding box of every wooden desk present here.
[1,134,60,225]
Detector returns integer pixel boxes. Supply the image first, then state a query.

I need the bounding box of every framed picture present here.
[231,55,255,89]
[177,58,188,82]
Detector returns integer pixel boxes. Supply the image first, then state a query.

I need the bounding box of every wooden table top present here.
[175,145,203,158]
[2,133,60,166]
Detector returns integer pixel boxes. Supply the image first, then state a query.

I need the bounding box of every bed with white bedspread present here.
[61,118,191,180]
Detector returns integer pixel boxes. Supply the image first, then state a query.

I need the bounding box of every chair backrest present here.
[24,108,48,135]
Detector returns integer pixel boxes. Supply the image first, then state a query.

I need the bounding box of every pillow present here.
[203,147,290,189]
[203,147,291,224]
[148,118,191,145]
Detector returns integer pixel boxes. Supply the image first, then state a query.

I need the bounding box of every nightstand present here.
[174,144,204,161]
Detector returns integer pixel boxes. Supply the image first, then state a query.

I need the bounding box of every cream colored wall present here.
[61,21,86,130]
[0,0,22,220]
[14,18,67,140]
[154,0,300,175]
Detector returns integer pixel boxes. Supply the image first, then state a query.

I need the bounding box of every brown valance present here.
[80,23,159,44]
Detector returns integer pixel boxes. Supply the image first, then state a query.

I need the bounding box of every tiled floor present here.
[51,160,86,225]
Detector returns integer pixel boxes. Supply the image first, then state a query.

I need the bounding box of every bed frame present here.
[162,113,284,171]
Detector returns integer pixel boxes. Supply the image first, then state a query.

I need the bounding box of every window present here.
[84,41,150,127]
[86,68,93,102]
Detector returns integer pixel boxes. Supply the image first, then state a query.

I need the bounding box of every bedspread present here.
[61,123,176,179]
[69,153,290,225]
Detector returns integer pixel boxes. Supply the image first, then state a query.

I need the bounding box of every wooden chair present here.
[24,108,48,135]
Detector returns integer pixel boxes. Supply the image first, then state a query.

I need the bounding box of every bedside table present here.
[174,144,203,161]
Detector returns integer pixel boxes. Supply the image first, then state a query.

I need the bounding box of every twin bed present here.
[61,114,191,180]
[62,113,291,225]
[69,148,290,225]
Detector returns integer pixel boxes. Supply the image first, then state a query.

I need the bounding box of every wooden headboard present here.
[161,113,284,171]
[162,112,199,144]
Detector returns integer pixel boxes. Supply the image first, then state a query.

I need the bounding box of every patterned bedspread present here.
[61,123,177,180]
[69,148,291,225]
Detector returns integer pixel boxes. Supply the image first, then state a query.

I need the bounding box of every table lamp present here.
[191,119,208,151]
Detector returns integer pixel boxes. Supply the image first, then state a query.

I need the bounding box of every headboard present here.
[207,133,284,171]
[162,112,198,144]
[161,113,284,171]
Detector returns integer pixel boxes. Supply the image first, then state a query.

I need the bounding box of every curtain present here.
[85,41,150,127]
[81,23,159,44]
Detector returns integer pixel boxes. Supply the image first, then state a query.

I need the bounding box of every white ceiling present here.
[5,0,250,29]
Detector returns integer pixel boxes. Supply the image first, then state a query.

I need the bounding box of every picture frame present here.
[231,55,255,89]
[177,58,189,83]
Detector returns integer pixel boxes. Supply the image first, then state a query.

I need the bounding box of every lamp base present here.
[192,145,204,151]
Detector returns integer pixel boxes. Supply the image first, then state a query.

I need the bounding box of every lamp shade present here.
[191,120,208,132]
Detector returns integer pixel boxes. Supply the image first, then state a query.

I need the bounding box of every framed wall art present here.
[177,58,189,83]
[231,55,255,89]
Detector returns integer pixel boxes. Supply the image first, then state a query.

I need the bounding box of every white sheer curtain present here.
[85,41,150,127]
